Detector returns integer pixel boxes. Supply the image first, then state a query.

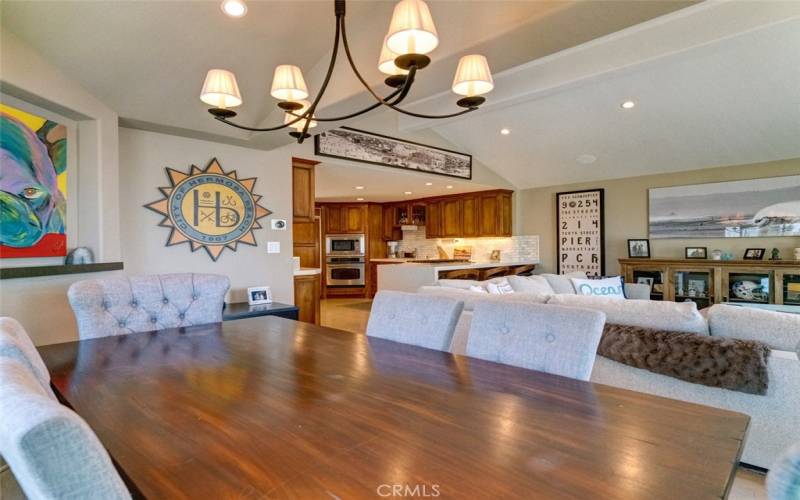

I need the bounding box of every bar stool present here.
[479,266,510,281]
[440,269,481,280]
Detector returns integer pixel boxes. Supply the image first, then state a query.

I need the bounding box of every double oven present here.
[325,234,365,287]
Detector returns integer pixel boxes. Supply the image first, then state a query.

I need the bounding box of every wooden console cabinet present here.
[294,273,321,324]
[619,258,800,307]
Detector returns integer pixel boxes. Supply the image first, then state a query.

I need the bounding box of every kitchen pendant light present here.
[201,0,493,143]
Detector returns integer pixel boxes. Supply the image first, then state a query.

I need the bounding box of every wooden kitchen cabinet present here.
[382,204,401,241]
[292,159,316,222]
[324,205,344,233]
[425,201,442,238]
[461,195,479,237]
[344,205,365,233]
[441,198,462,237]
[294,273,321,324]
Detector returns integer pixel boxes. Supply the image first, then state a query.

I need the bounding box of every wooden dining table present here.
[39,316,748,499]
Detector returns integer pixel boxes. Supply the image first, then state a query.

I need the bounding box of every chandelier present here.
[200,0,494,143]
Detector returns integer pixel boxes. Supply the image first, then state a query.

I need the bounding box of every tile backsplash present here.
[396,229,539,262]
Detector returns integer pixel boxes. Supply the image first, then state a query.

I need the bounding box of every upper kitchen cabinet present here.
[461,194,479,237]
[425,190,512,238]
[425,200,442,238]
[441,198,462,238]
[322,204,366,234]
[292,158,317,223]
[478,191,513,237]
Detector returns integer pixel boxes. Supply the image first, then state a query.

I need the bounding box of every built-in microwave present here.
[325,234,365,256]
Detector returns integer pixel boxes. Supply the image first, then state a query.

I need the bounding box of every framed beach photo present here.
[627,239,651,258]
[247,286,272,305]
[743,248,765,260]
[685,247,707,259]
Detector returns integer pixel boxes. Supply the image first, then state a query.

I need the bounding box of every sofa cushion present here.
[506,275,555,295]
[468,285,488,294]
[438,277,506,290]
[548,294,709,335]
[487,278,514,295]
[599,323,770,395]
[540,272,586,294]
[571,276,626,299]
[417,286,549,311]
[708,304,800,351]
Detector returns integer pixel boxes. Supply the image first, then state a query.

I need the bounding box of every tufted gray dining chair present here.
[366,290,464,351]
[0,317,55,399]
[68,273,230,339]
[466,301,606,381]
[768,442,800,500]
[0,358,131,500]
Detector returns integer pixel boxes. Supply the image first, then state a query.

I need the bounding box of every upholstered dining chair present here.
[366,290,464,351]
[466,301,606,381]
[768,442,800,499]
[68,273,230,339]
[0,358,131,500]
[0,317,55,399]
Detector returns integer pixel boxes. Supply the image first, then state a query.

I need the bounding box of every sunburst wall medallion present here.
[145,158,271,261]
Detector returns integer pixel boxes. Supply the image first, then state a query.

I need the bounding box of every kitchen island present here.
[376,260,539,293]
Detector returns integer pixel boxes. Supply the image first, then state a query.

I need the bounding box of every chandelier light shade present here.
[200,69,243,108]
[270,65,309,101]
[452,55,494,97]
[378,36,409,76]
[201,0,494,143]
[385,0,439,56]
[284,100,317,131]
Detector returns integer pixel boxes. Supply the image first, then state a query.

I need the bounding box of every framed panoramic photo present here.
[314,127,472,180]
[648,175,800,239]
[556,189,605,276]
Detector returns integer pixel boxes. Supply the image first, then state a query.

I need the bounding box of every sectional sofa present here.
[416,273,800,469]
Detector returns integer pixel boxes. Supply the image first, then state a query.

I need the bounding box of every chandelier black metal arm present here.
[207,0,487,142]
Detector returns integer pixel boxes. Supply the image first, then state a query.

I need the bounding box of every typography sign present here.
[556,189,605,276]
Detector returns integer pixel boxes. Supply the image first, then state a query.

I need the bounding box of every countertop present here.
[375,259,539,271]
[294,268,321,276]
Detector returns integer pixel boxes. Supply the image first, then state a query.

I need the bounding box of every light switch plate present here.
[271,219,287,230]
[267,241,281,254]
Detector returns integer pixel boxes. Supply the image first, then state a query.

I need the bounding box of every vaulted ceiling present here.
[4,0,798,192]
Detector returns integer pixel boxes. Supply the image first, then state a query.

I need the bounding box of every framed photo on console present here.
[247,286,273,305]
[685,246,707,259]
[556,189,605,276]
[743,248,765,260]
[627,239,651,258]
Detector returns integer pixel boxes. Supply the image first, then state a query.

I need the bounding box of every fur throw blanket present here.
[599,324,770,395]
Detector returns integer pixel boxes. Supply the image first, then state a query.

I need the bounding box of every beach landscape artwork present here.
[315,127,472,180]
[649,175,800,239]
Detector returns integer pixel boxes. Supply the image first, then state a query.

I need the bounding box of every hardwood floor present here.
[320,298,372,334]
[319,297,767,499]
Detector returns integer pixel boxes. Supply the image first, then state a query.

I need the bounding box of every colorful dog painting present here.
[0,104,67,257]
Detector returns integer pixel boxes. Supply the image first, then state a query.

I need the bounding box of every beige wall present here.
[119,128,296,306]
[518,158,800,274]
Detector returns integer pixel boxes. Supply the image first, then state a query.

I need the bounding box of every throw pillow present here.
[506,275,555,295]
[468,285,488,294]
[571,276,626,299]
[486,278,514,295]
[541,272,587,294]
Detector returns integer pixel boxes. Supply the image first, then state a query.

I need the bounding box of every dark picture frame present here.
[627,239,651,258]
[314,126,472,180]
[556,189,605,276]
[743,248,766,260]
[685,247,707,259]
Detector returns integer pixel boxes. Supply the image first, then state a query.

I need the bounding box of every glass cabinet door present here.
[673,269,713,308]
[632,270,665,300]
[725,270,772,304]
[782,273,800,305]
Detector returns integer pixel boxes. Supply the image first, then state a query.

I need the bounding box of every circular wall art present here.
[145,158,272,261]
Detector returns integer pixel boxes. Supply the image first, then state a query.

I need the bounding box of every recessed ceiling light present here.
[576,154,597,165]
[404,191,413,195]
[446,185,453,189]
[620,100,636,109]
[425,182,433,186]
[500,128,511,135]
[221,0,247,18]
[356,197,364,201]
[354,186,364,190]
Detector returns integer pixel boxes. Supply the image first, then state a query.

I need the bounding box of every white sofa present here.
[417,277,800,469]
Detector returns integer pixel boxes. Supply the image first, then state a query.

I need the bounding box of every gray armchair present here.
[68,273,230,339]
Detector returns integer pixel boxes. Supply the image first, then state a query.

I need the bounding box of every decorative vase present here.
[795,248,800,261]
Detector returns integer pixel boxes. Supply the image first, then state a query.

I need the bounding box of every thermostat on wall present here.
[271,219,287,230]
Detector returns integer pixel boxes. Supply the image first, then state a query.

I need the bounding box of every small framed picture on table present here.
[685,247,707,259]
[247,286,272,305]
[627,239,651,258]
